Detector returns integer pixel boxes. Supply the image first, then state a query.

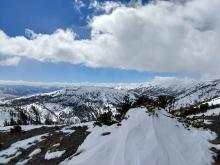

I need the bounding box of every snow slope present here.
[189,108,220,117]
[174,79,220,109]
[61,108,215,165]
[207,97,220,106]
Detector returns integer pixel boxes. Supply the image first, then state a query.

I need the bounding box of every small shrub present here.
[32,106,41,125]
[157,95,175,109]
[45,114,53,125]
[4,120,9,126]
[10,118,17,126]
[10,125,22,134]
[94,111,115,126]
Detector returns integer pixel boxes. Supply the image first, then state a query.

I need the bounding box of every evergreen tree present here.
[95,111,114,126]
[10,118,17,126]
[44,114,53,125]
[119,95,132,117]
[4,120,9,126]
[18,110,28,125]
[32,106,41,124]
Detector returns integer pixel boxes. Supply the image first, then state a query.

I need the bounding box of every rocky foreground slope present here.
[0,107,219,165]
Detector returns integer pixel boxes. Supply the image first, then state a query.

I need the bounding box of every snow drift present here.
[62,108,215,165]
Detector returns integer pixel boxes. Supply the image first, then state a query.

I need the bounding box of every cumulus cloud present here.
[0,56,21,66]
[0,0,220,76]
[148,76,198,88]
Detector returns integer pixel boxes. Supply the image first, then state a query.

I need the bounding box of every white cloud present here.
[0,0,220,76]
[129,0,143,7]
[0,56,21,66]
[0,76,197,88]
[147,76,198,88]
[73,0,86,12]
[89,1,124,14]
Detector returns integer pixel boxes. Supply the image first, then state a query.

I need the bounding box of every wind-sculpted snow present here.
[61,108,216,165]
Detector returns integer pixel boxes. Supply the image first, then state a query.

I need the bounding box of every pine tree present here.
[4,120,9,126]
[120,95,132,116]
[32,106,41,124]
[44,114,53,125]
[18,110,28,125]
[10,118,17,126]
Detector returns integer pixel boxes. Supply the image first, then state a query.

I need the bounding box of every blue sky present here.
[0,0,187,83]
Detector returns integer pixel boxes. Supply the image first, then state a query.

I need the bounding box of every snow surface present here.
[61,108,216,165]
[53,143,60,147]
[207,97,220,106]
[0,133,47,164]
[16,148,41,165]
[204,120,213,125]
[0,111,11,126]
[60,126,75,135]
[45,150,65,160]
[189,108,220,117]
[0,125,55,132]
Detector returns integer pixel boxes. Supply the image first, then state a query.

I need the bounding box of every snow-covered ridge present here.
[61,108,216,165]
[1,78,220,125]
[0,84,60,101]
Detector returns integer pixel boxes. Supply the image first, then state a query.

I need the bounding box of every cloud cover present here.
[0,0,220,76]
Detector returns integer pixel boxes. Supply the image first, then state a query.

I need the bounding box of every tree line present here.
[94,95,174,126]
[4,106,54,126]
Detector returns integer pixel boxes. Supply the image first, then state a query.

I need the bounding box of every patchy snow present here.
[29,148,42,157]
[61,108,216,165]
[0,125,55,132]
[45,150,65,160]
[204,120,213,125]
[207,97,220,106]
[53,143,60,147]
[71,121,94,132]
[16,148,41,165]
[0,133,48,164]
[60,126,75,135]
[189,108,220,117]
[0,111,11,126]
[214,144,220,150]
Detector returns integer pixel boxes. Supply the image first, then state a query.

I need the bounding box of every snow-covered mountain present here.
[1,78,220,126]
[1,107,218,165]
[174,79,220,109]
[0,85,60,101]
[1,79,220,164]
[61,108,215,165]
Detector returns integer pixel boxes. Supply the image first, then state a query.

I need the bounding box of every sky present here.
[0,0,219,83]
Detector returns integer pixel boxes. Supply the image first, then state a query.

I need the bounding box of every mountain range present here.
[1,78,220,126]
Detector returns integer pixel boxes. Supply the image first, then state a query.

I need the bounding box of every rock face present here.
[1,79,220,125]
